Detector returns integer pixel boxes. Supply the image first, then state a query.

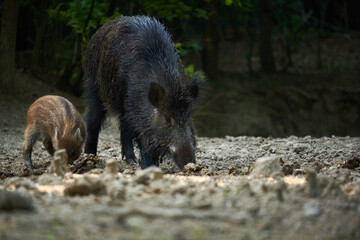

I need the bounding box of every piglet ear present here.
[74,128,83,143]
[53,127,60,142]
[149,82,166,108]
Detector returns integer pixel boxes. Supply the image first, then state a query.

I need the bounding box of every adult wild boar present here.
[84,16,201,170]
[23,95,86,169]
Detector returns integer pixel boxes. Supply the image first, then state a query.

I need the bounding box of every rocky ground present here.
[0,73,360,239]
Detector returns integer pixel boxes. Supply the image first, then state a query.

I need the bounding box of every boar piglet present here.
[84,16,202,171]
[23,95,86,169]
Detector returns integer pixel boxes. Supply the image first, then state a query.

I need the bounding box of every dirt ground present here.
[0,72,359,240]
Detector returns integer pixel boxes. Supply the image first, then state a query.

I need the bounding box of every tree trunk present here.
[57,0,95,95]
[106,0,118,17]
[258,0,276,73]
[31,1,48,75]
[201,2,221,81]
[0,0,20,93]
[246,27,256,73]
[316,0,329,70]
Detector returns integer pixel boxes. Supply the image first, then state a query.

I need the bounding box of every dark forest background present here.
[0,0,359,137]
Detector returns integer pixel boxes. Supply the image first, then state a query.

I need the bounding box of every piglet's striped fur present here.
[23,95,86,169]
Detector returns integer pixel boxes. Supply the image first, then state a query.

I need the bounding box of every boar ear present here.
[74,128,83,143]
[187,79,199,100]
[53,127,60,142]
[149,82,166,108]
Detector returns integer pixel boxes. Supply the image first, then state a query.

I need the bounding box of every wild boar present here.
[83,16,201,170]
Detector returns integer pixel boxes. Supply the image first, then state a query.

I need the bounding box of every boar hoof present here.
[125,158,138,165]
[25,162,33,170]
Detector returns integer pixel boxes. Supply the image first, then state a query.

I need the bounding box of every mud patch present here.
[68,154,105,174]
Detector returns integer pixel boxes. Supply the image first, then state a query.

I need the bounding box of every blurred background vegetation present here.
[0,0,359,137]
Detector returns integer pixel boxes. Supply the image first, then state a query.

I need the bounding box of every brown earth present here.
[0,72,359,239]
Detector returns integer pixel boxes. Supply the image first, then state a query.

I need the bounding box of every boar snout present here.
[171,141,196,171]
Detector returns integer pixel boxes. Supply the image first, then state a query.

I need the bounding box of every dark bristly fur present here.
[84,16,200,170]
[23,95,86,170]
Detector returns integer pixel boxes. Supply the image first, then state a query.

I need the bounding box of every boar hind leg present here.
[120,125,137,165]
[84,98,106,155]
[43,139,55,156]
[22,127,39,170]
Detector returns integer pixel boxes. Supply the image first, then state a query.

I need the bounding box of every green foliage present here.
[20,0,31,6]
[175,42,203,56]
[274,0,311,51]
[48,0,121,42]
[185,65,206,82]
[140,0,210,20]
[224,0,243,7]
[184,64,196,79]
[99,11,122,26]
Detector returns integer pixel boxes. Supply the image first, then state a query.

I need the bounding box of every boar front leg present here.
[138,143,159,169]
[22,127,39,170]
[120,123,137,165]
[152,152,160,167]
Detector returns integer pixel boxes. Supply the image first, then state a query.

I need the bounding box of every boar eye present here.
[165,116,171,125]
[165,117,176,126]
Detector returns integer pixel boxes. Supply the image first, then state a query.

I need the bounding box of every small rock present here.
[184,163,203,172]
[305,169,321,198]
[64,175,105,196]
[228,165,236,175]
[0,190,35,211]
[70,154,103,174]
[123,169,135,175]
[340,155,360,169]
[134,167,163,185]
[48,149,68,177]
[225,136,235,142]
[261,144,271,151]
[192,195,212,209]
[4,177,36,191]
[303,201,320,217]
[150,180,166,194]
[250,156,284,177]
[86,161,94,168]
[293,144,309,153]
[321,178,343,198]
[88,169,104,174]
[293,168,306,175]
[104,159,118,174]
[172,185,187,195]
[107,148,115,153]
[125,216,147,229]
[106,181,126,201]
[37,173,63,185]
[200,169,214,176]
[192,200,212,209]
[269,147,277,153]
[127,184,146,197]
[272,181,287,201]
[228,165,241,175]
[282,162,301,175]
